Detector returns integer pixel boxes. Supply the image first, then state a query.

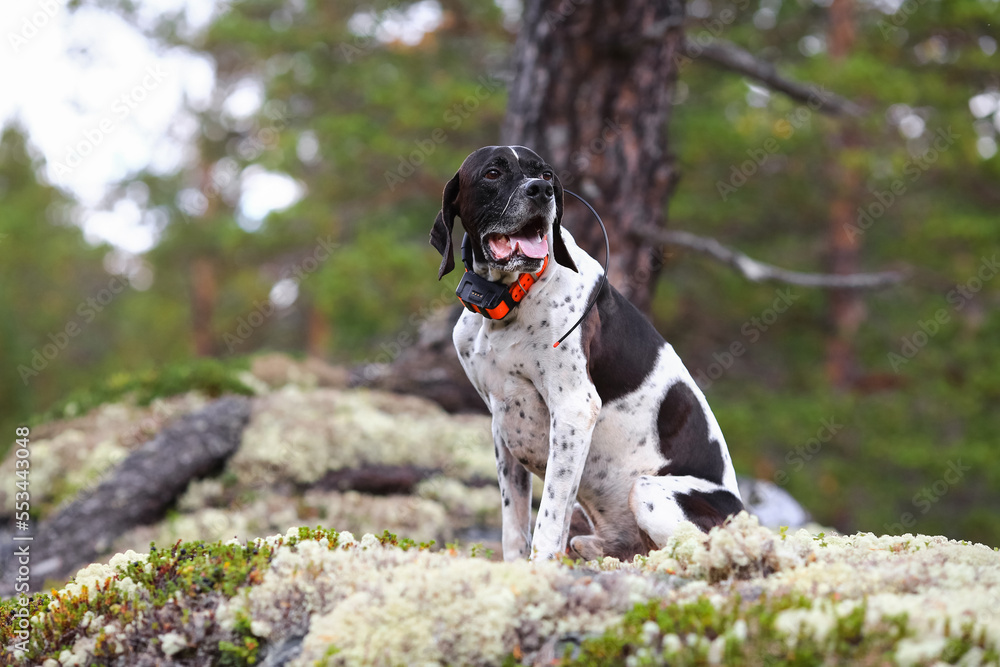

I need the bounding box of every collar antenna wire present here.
[553,190,610,348]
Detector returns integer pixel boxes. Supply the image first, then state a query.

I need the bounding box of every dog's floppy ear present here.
[551,173,579,273]
[429,172,461,279]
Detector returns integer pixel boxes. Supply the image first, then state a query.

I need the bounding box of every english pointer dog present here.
[430,145,743,561]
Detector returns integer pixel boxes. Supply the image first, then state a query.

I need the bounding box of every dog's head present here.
[430,145,578,279]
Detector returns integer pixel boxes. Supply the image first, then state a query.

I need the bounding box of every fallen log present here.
[1,396,252,594]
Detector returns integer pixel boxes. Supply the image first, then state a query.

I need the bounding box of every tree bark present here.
[825,0,865,389]
[190,165,221,357]
[306,302,332,358]
[190,256,218,357]
[501,0,686,313]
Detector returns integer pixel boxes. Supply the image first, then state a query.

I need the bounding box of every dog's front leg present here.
[493,423,533,561]
[531,393,601,560]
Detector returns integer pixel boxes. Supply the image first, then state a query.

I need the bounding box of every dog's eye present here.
[484,169,501,180]
[541,171,553,181]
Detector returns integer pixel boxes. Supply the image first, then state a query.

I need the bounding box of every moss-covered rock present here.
[230,385,494,487]
[1,368,499,575]
[0,393,210,519]
[3,517,997,666]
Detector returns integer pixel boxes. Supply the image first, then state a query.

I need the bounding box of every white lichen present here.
[231,387,494,487]
[22,517,1000,667]
[158,631,189,657]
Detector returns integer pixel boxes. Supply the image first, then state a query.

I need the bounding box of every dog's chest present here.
[455,317,553,472]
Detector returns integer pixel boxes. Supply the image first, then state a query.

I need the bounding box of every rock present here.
[738,476,812,529]
[250,353,349,390]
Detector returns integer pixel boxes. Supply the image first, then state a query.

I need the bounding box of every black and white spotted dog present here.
[430,146,743,561]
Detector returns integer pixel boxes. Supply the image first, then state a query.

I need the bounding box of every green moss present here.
[374,529,435,551]
[218,634,261,666]
[124,538,276,605]
[0,536,282,663]
[33,357,254,425]
[560,595,914,667]
[1,579,139,663]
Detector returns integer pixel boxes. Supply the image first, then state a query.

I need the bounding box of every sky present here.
[1,0,217,252]
[0,0,448,255]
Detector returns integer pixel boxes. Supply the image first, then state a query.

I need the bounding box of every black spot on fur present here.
[504,498,511,507]
[581,280,662,403]
[676,489,744,532]
[645,502,654,512]
[655,382,726,485]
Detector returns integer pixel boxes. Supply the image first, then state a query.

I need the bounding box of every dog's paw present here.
[569,535,605,561]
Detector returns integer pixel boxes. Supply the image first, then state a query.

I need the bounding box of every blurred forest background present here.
[2,0,999,545]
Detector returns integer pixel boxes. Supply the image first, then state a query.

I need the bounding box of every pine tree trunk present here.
[501,0,686,313]
[306,303,332,357]
[825,0,865,388]
[190,256,217,357]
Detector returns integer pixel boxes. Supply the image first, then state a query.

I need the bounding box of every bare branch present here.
[682,37,866,118]
[637,227,907,290]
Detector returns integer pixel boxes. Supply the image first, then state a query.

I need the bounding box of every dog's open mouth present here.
[486,219,548,260]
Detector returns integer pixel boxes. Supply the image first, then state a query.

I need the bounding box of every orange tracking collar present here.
[455,234,549,320]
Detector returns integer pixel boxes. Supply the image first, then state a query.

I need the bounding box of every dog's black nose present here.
[524,179,554,203]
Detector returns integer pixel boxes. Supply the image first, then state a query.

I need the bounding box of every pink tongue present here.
[509,232,548,258]
[489,235,513,259]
